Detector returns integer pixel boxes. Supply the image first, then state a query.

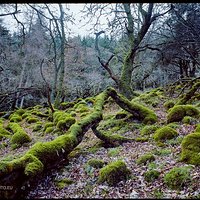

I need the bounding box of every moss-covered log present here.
[176,81,200,105]
[0,87,157,198]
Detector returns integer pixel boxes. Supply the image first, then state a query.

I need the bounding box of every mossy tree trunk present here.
[0,87,157,199]
[97,4,171,100]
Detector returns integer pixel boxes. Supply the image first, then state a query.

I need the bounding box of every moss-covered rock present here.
[98,160,131,186]
[0,125,12,140]
[144,169,160,182]
[180,132,200,165]
[15,108,26,116]
[182,116,197,125]
[153,126,178,142]
[164,166,192,190]
[44,127,54,134]
[167,105,199,123]
[140,125,158,136]
[163,100,175,110]
[60,102,75,110]
[195,124,200,132]
[26,116,39,123]
[43,122,54,132]
[56,117,76,131]
[32,123,43,132]
[8,122,31,147]
[22,112,30,119]
[9,113,22,122]
[53,111,72,126]
[87,158,105,168]
[136,153,155,165]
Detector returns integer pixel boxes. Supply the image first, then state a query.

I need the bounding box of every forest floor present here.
[0,84,200,199]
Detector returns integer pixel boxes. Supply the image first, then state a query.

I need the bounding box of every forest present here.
[0,3,200,199]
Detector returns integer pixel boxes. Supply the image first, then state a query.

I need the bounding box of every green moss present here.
[0,125,12,140]
[153,148,171,156]
[43,122,54,131]
[70,111,76,117]
[195,124,200,132]
[140,125,158,136]
[56,117,76,131]
[180,132,200,165]
[22,112,30,119]
[55,178,74,189]
[144,169,160,182]
[135,137,149,142]
[76,104,90,113]
[26,116,39,123]
[176,81,200,105]
[167,122,180,129]
[136,153,155,165]
[8,123,31,147]
[60,102,75,110]
[53,111,72,125]
[164,166,192,190]
[108,147,121,157]
[98,160,131,186]
[87,158,105,168]
[167,105,199,123]
[182,116,197,125]
[9,113,22,122]
[153,126,178,142]
[32,123,43,132]
[115,110,128,119]
[44,127,54,134]
[15,109,26,116]
[32,111,48,118]
[163,100,175,110]
[24,154,44,177]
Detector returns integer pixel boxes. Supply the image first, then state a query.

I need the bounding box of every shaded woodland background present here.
[0,3,200,110]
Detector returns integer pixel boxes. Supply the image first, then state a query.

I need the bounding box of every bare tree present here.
[83,3,172,99]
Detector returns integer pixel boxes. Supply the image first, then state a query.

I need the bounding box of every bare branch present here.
[98,55,120,85]
[0,4,21,17]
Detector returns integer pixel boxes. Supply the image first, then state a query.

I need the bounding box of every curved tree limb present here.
[0,87,157,198]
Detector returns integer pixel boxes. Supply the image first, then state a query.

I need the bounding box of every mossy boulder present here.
[53,111,72,125]
[140,125,158,136]
[9,113,22,122]
[0,125,12,140]
[15,109,26,116]
[44,127,54,134]
[56,117,76,131]
[43,122,54,132]
[8,122,31,147]
[164,166,192,190]
[98,160,131,186]
[26,116,39,123]
[136,153,155,165]
[153,126,178,142]
[144,169,160,182]
[195,124,200,132]
[163,100,175,110]
[182,116,197,125]
[32,123,43,132]
[167,105,199,123]
[60,102,75,110]
[180,132,200,165]
[87,158,105,169]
